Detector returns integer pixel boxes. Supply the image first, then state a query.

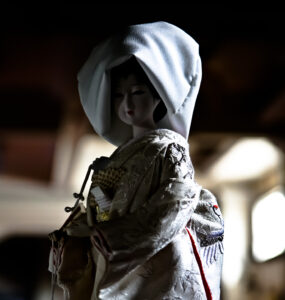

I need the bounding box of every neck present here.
[132,124,157,138]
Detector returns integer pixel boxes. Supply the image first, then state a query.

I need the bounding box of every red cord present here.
[185,227,213,300]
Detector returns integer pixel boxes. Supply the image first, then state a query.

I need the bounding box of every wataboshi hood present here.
[77,21,202,146]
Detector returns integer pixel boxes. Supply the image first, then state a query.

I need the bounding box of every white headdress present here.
[77,21,202,146]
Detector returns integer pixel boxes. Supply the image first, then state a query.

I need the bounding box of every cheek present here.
[137,96,157,113]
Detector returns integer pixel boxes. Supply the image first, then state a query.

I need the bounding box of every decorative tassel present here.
[48,233,65,300]
[203,241,224,266]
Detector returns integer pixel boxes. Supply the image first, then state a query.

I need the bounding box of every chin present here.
[120,117,134,126]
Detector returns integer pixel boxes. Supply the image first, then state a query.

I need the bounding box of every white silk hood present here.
[77,21,202,146]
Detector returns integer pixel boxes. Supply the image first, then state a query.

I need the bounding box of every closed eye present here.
[132,90,145,95]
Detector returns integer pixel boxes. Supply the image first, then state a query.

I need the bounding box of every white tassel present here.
[203,241,224,265]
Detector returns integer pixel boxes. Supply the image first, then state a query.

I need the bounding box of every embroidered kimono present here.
[49,21,224,300]
[49,129,223,299]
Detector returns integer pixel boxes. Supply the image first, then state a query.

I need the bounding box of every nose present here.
[123,93,134,109]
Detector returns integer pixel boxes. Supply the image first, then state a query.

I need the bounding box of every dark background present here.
[1,4,284,135]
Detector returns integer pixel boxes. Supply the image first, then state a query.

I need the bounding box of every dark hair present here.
[111,57,167,122]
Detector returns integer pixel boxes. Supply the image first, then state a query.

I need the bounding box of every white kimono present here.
[49,129,224,300]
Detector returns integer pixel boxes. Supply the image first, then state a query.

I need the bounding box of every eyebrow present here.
[113,84,147,90]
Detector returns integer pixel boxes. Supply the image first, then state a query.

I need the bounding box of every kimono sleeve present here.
[93,142,200,287]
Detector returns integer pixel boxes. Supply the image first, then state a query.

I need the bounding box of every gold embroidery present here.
[92,168,126,190]
[88,168,126,223]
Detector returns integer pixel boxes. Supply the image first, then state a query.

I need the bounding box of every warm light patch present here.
[252,190,285,262]
[209,138,281,182]
[69,135,117,192]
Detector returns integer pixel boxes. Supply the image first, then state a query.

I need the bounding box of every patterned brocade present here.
[49,129,224,300]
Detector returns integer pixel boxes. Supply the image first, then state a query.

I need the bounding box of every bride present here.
[49,21,224,300]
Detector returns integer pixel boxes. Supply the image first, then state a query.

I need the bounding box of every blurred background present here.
[0,3,284,300]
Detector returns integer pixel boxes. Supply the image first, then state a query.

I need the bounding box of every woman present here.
[49,21,224,300]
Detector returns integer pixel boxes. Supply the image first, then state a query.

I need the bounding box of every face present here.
[112,73,160,129]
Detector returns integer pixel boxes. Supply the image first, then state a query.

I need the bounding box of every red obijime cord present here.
[185,227,213,300]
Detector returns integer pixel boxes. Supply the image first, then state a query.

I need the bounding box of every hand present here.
[92,156,110,174]
[65,217,94,237]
